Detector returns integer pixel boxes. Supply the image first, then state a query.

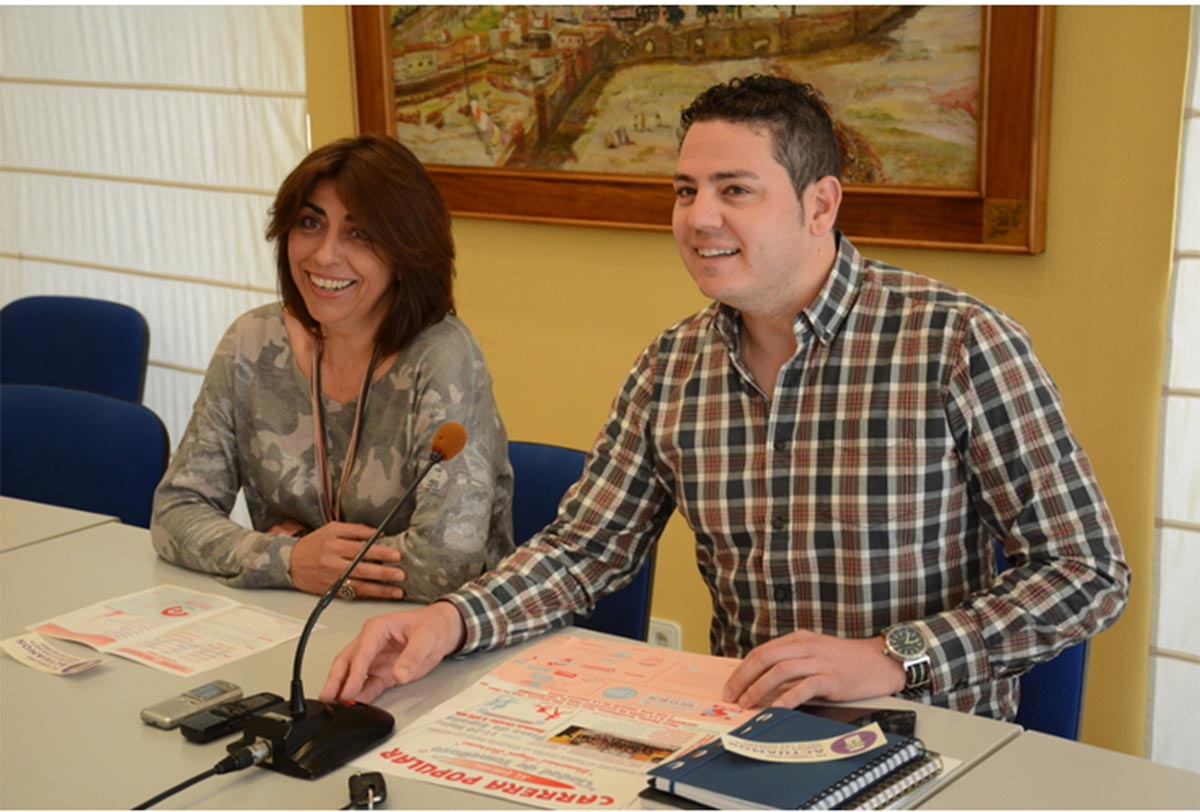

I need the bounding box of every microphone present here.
[227,421,468,779]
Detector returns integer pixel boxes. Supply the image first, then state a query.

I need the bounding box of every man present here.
[322,75,1129,719]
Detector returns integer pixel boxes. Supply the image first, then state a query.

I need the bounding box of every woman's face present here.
[288,179,395,341]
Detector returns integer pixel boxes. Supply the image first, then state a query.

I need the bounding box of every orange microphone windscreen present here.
[430,421,468,461]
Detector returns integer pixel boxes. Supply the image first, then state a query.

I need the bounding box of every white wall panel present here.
[0,173,17,251]
[1162,396,1200,526]
[7,258,276,371]
[1179,123,1199,253]
[1,83,306,191]
[1150,656,1200,773]
[143,364,205,462]
[0,257,23,300]
[1155,527,1200,658]
[0,6,304,93]
[1167,259,1200,390]
[9,172,276,289]
[1193,11,1200,112]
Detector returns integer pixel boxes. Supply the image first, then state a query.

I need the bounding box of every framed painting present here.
[351,6,1053,253]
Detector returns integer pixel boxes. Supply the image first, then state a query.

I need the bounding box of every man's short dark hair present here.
[679,74,842,200]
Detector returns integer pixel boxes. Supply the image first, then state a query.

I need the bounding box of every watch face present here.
[887,625,926,658]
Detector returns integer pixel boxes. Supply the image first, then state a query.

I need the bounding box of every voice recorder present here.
[140,679,243,729]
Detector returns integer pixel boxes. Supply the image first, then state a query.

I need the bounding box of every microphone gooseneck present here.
[289,420,469,715]
[230,421,468,780]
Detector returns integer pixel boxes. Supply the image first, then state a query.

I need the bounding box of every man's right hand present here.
[319,601,466,703]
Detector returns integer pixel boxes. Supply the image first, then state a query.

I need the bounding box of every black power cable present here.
[132,739,272,809]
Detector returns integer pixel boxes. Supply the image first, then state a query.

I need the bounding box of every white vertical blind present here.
[1150,8,1200,775]
[0,6,310,449]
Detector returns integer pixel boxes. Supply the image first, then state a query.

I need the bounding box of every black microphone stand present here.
[228,447,450,779]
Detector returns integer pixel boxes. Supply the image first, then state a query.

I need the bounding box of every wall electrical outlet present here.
[649,618,682,650]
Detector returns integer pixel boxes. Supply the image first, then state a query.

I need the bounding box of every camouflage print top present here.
[150,303,514,602]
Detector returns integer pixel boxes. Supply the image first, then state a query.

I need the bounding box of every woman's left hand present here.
[281,521,408,600]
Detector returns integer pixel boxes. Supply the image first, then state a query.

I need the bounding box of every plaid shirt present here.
[447,236,1129,719]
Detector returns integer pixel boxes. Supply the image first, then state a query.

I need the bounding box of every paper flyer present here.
[27,584,307,676]
[1,632,105,675]
[353,633,757,809]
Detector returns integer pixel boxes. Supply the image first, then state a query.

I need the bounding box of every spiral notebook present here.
[841,751,944,809]
[646,708,925,810]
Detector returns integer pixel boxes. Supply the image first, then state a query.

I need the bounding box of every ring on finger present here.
[337,580,357,601]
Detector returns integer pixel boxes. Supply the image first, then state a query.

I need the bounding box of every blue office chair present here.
[509,440,656,641]
[995,541,1089,739]
[0,295,151,403]
[0,384,169,527]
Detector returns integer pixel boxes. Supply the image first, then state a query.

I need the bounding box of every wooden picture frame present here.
[351,6,1053,253]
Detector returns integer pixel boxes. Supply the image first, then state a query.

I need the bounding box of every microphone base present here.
[229,699,394,780]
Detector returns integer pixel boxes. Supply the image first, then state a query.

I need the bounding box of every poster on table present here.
[353,633,757,808]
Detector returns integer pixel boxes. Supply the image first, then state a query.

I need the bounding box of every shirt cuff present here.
[920,609,991,696]
[440,585,507,655]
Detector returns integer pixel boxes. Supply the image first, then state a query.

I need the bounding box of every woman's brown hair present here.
[268,133,455,355]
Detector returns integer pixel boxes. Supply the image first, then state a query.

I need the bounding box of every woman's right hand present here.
[286,522,406,599]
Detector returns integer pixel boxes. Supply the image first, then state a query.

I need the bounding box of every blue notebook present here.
[646,708,925,810]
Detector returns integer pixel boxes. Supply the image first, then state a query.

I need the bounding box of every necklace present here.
[309,338,381,524]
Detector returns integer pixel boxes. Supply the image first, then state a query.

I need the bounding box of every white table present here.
[924,728,1200,809]
[0,496,117,553]
[1,522,546,809]
[1,521,1024,809]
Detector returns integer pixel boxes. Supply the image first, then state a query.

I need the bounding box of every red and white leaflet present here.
[353,633,756,809]
[27,584,306,675]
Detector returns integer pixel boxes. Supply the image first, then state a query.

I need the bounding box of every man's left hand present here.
[723,630,907,708]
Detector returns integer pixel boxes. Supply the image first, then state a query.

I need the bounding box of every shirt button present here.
[771,515,786,530]
[773,438,788,452]
[774,586,792,601]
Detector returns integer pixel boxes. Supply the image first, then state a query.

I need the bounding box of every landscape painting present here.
[385,5,981,189]
[352,6,1054,252]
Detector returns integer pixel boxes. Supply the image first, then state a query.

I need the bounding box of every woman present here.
[151,134,513,603]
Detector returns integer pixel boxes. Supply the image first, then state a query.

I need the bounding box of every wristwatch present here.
[883,623,931,690]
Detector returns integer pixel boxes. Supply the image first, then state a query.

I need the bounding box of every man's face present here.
[672,120,828,320]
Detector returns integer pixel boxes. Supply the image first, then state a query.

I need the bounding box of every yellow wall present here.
[302,5,1190,756]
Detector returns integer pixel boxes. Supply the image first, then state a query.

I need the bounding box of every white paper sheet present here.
[27,584,306,676]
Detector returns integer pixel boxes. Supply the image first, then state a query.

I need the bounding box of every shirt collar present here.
[711,232,864,348]
[802,232,863,345]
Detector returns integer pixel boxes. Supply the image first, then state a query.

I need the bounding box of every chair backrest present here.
[0,384,170,527]
[0,296,150,403]
[508,440,656,641]
[995,542,1089,739]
